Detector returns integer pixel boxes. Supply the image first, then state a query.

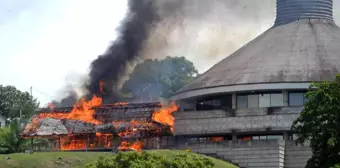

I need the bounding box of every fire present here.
[152,102,179,133]
[119,141,144,152]
[22,81,180,152]
[210,137,224,142]
[38,95,102,125]
[60,136,86,150]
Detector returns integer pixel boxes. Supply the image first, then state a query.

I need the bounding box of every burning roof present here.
[22,95,179,139]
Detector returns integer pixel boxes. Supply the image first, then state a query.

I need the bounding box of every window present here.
[270,93,283,107]
[259,94,270,107]
[248,94,259,108]
[237,95,248,108]
[289,93,305,106]
[267,135,283,140]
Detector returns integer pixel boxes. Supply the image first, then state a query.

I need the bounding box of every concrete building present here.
[169,0,340,167]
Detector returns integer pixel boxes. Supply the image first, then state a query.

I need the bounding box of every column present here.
[282,90,289,106]
[283,132,289,140]
[232,93,237,109]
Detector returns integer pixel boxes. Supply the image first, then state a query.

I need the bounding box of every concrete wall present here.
[284,141,312,168]
[183,140,285,168]
[169,140,312,168]
[174,106,303,135]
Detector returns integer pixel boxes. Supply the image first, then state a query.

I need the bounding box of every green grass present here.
[0,150,238,168]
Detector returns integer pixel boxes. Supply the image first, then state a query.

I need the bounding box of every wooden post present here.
[59,137,61,151]
[31,137,34,152]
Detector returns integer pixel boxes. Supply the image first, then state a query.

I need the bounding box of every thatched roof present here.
[174,0,340,97]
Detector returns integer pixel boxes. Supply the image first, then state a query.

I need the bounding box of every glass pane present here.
[248,94,259,108]
[259,94,270,107]
[237,95,248,108]
[271,93,283,107]
[289,93,304,106]
[267,135,283,140]
[260,136,267,140]
[252,136,259,140]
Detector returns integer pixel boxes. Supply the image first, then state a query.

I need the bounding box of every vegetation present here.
[0,121,31,154]
[0,150,237,168]
[122,56,198,98]
[292,75,340,168]
[87,150,237,168]
[0,85,39,121]
[0,152,110,168]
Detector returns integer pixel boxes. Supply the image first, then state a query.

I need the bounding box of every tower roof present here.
[173,0,340,99]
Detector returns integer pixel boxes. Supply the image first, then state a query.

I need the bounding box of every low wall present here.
[169,140,312,168]
[284,141,312,168]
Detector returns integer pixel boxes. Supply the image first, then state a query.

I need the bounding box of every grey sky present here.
[0,0,128,105]
[0,0,339,106]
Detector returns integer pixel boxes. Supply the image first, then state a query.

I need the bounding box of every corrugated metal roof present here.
[175,0,340,96]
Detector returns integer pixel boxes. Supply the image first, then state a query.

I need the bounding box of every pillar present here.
[282,90,289,106]
[232,93,237,109]
[232,129,237,142]
[283,132,289,140]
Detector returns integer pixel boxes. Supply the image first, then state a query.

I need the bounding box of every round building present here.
[170,0,340,167]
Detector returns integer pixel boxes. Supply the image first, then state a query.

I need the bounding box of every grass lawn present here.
[0,150,238,168]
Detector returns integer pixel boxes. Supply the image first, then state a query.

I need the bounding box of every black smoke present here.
[87,0,172,100]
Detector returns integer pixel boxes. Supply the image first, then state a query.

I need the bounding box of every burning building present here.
[22,96,178,152]
[21,0,340,167]
[169,0,340,168]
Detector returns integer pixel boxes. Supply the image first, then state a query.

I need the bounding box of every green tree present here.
[122,56,198,99]
[0,120,31,154]
[0,85,39,121]
[292,75,340,168]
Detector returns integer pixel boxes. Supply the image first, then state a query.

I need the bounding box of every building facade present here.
[169,0,340,167]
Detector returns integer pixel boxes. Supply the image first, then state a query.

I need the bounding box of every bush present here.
[86,151,214,168]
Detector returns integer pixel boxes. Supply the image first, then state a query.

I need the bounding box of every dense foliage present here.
[0,120,30,154]
[122,56,198,99]
[0,85,39,121]
[87,151,214,168]
[292,75,340,168]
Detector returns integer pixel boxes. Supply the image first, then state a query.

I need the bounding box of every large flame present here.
[119,140,144,152]
[152,102,179,133]
[22,85,179,152]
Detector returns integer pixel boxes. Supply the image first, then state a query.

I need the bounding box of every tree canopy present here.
[122,56,198,99]
[292,75,340,168]
[0,85,39,121]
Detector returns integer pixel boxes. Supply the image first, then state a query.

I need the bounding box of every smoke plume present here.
[86,0,276,99]
[55,0,340,105]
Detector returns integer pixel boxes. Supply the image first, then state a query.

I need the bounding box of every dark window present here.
[289,92,305,106]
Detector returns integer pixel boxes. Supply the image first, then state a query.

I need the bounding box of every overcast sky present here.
[0,0,128,106]
[1,0,340,107]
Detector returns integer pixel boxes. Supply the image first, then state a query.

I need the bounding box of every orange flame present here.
[210,137,224,142]
[152,102,179,133]
[119,141,144,152]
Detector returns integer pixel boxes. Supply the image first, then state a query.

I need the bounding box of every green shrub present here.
[86,151,214,168]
